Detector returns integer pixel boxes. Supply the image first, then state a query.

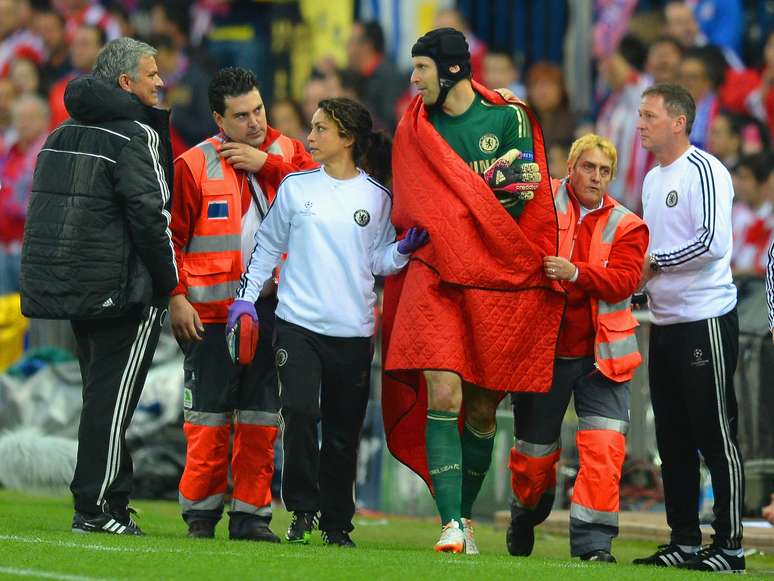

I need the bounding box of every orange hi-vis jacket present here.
[175,133,297,323]
[553,178,643,383]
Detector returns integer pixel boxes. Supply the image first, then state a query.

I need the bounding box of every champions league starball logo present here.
[691,348,709,367]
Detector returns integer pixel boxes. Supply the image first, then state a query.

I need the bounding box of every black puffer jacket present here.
[20,76,178,319]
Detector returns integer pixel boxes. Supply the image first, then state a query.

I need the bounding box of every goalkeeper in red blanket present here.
[382,27,565,554]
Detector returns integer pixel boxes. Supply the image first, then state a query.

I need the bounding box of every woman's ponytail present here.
[360,130,392,188]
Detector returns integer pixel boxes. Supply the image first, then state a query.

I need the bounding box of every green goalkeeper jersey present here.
[428,95,534,218]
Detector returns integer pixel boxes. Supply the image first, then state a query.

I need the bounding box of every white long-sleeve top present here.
[236,166,408,337]
[643,145,737,325]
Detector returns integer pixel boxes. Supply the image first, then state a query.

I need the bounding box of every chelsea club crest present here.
[479,133,499,154]
[354,209,370,227]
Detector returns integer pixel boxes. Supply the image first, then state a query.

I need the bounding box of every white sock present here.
[721,547,744,557]
[677,544,700,554]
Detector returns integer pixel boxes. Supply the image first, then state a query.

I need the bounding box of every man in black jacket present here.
[20,37,177,536]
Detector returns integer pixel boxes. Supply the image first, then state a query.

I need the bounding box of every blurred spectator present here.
[151,33,216,156]
[301,76,326,124]
[731,153,773,276]
[664,1,701,48]
[0,94,49,293]
[434,8,487,83]
[746,31,774,143]
[9,57,41,96]
[107,4,135,38]
[150,0,190,50]
[0,77,15,141]
[707,111,743,169]
[48,23,104,128]
[337,68,363,101]
[35,9,70,93]
[547,140,571,181]
[690,0,743,58]
[149,0,213,71]
[525,61,578,148]
[199,0,272,96]
[739,117,771,156]
[269,98,308,145]
[596,35,650,213]
[645,36,684,84]
[346,20,405,131]
[60,0,121,42]
[664,0,743,69]
[680,46,724,150]
[0,0,45,75]
[483,50,525,100]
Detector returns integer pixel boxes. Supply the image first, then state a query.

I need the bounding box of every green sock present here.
[460,422,495,519]
[426,410,462,525]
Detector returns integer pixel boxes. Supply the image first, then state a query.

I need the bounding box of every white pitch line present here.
[0,566,116,581]
[0,535,240,556]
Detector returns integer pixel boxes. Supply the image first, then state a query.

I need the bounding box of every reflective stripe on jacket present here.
[177,134,295,322]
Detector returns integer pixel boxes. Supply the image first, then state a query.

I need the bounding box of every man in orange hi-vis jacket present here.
[169,67,315,541]
[507,134,648,563]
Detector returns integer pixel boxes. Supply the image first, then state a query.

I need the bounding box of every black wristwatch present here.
[649,254,661,273]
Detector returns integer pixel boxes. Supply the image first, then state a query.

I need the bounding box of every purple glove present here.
[226,299,258,334]
[397,227,430,255]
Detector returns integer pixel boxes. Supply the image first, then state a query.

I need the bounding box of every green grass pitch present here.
[1,490,773,580]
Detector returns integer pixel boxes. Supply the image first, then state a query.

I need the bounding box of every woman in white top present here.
[228,97,427,547]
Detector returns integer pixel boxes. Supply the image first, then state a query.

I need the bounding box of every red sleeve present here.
[573,223,649,304]
[719,68,761,114]
[258,137,317,186]
[170,157,201,296]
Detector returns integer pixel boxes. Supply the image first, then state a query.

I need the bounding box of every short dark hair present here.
[650,35,684,56]
[358,21,385,54]
[616,34,647,71]
[155,0,191,41]
[642,82,696,134]
[208,67,259,115]
[683,46,726,89]
[734,153,773,184]
[147,33,175,52]
[77,23,107,47]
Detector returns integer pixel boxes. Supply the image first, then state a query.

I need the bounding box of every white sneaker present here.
[434,519,465,553]
[461,518,479,555]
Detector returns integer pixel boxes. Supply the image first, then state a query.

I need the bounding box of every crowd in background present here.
[0,0,773,294]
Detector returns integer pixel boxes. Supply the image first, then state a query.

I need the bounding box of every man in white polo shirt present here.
[633,83,745,574]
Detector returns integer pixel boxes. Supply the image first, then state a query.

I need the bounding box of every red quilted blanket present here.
[381,82,565,487]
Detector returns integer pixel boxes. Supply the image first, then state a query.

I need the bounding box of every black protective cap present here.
[411,27,471,80]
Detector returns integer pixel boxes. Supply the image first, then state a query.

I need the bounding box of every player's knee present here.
[464,401,497,432]
[427,386,462,412]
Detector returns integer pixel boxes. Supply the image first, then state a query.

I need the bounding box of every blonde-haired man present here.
[507,134,649,562]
